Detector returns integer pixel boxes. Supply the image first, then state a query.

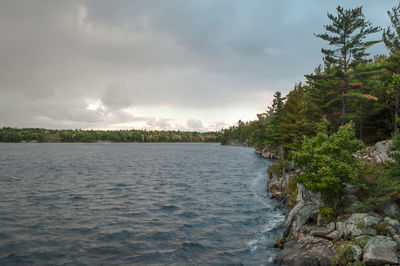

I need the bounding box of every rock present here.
[392,234,400,243]
[326,230,342,240]
[296,184,321,206]
[375,140,393,163]
[261,147,277,159]
[384,216,400,232]
[355,235,374,251]
[340,244,362,261]
[354,139,394,163]
[310,225,335,238]
[283,199,318,238]
[327,222,336,232]
[275,236,336,266]
[363,215,381,227]
[383,203,400,217]
[363,236,399,265]
[342,213,377,238]
[351,245,363,261]
[344,184,358,194]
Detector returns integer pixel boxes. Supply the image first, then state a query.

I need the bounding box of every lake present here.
[0,143,287,265]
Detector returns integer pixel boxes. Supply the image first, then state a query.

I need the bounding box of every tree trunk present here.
[341,78,348,126]
[395,88,399,136]
[360,102,363,139]
[280,146,285,178]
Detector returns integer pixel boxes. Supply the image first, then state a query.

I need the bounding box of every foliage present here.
[356,135,400,212]
[286,175,298,208]
[267,160,291,179]
[281,83,316,157]
[330,242,357,266]
[375,222,390,236]
[0,127,221,143]
[319,206,336,222]
[293,118,364,208]
[219,4,400,217]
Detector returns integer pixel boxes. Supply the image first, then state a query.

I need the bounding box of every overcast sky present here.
[0,1,396,131]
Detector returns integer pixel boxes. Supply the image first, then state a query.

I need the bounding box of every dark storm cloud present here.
[0,0,395,129]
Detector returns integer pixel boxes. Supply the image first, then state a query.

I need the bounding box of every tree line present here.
[0,127,220,143]
[220,4,400,216]
[222,4,400,160]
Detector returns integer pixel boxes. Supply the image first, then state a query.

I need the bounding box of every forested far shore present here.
[0,127,221,143]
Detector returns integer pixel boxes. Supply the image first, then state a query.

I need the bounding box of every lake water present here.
[0,143,287,265]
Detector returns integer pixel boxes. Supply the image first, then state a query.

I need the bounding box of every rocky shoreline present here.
[262,140,400,265]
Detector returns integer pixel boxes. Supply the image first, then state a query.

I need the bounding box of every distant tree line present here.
[0,127,221,143]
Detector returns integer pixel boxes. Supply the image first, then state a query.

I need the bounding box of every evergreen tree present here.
[280,83,316,156]
[383,3,400,135]
[310,6,380,125]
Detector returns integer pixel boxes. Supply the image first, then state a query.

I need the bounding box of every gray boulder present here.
[363,236,399,265]
[349,245,362,261]
[363,215,381,227]
[309,225,335,238]
[384,216,400,232]
[383,203,400,217]
[275,236,336,266]
[283,199,318,238]
[326,230,342,240]
[342,213,377,238]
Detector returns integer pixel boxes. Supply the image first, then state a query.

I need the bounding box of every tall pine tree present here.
[308,6,380,125]
[383,3,400,135]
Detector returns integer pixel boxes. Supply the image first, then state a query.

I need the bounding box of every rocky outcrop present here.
[274,182,400,265]
[275,236,336,266]
[354,139,394,163]
[282,184,321,238]
[383,203,400,217]
[363,236,399,265]
[228,139,250,147]
[266,162,296,202]
[261,147,278,159]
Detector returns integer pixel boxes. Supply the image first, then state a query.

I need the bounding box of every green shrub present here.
[267,160,291,178]
[330,243,355,265]
[293,118,364,209]
[375,222,390,236]
[319,206,336,222]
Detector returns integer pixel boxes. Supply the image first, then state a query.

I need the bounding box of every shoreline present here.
[259,141,400,266]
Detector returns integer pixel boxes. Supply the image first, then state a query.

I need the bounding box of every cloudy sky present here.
[0,1,395,131]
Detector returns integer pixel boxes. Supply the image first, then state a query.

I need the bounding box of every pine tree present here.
[309,6,380,125]
[280,83,316,156]
[383,3,400,135]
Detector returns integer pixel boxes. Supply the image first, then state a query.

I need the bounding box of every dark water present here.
[0,143,287,265]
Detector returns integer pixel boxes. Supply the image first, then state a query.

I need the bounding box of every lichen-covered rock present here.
[275,236,336,266]
[309,225,335,238]
[261,147,278,159]
[349,245,362,261]
[342,213,377,238]
[283,199,318,238]
[383,203,400,217]
[354,139,393,163]
[384,216,400,232]
[363,215,381,227]
[326,230,342,240]
[363,236,398,265]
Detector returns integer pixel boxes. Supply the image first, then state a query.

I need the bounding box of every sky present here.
[0,1,396,131]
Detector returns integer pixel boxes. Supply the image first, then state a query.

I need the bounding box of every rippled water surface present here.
[0,143,287,265]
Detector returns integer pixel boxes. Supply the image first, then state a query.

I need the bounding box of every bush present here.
[330,243,355,265]
[293,118,364,209]
[375,222,390,236]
